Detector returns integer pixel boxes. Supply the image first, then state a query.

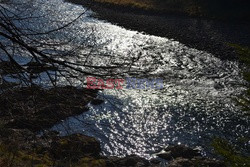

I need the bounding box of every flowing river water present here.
[2,0,249,159]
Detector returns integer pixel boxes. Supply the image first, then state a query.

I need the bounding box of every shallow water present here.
[2,0,249,159]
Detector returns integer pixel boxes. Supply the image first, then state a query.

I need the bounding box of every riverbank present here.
[0,84,227,166]
[0,86,101,131]
[86,0,250,21]
[68,0,250,60]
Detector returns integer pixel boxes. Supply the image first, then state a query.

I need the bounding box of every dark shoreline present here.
[0,85,226,166]
[68,0,250,60]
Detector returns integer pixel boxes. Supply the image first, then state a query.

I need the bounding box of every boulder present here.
[106,155,151,167]
[157,145,201,160]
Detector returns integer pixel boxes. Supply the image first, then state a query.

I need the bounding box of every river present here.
[2,0,249,159]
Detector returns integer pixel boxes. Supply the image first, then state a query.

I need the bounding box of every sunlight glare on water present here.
[7,0,249,159]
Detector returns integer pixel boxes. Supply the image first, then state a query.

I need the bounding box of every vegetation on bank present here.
[91,0,250,20]
[212,138,250,167]
[210,44,250,166]
[229,44,250,114]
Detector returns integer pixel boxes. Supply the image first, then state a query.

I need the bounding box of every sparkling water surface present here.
[2,0,249,159]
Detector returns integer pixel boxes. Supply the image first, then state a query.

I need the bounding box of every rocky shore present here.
[0,86,100,131]
[0,82,226,166]
[0,60,226,166]
[68,0,250,60]
[0,128,225,166]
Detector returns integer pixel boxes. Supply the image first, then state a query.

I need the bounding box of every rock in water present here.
[157,145,201,160]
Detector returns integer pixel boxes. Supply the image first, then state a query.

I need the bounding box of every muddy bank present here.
[68,0,250,60]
